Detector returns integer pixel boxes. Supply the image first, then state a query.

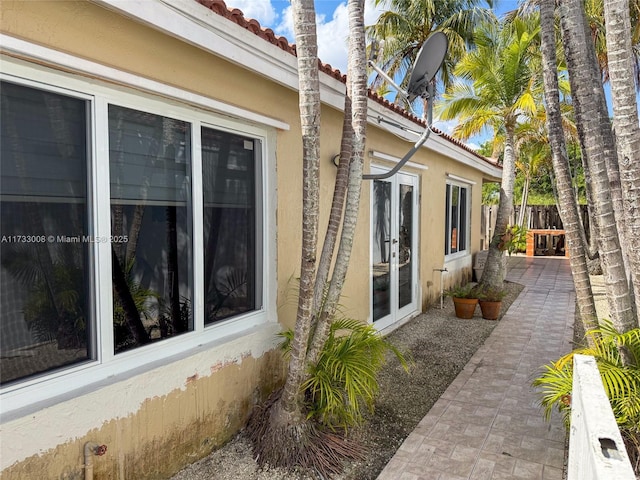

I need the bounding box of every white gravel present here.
[170,281,525,480]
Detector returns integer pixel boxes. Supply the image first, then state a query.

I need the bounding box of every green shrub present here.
[279,318,410,430]
[476,285,506,302]
[532,321,640,474]
[445,283,479,299]
[498,225,527,255]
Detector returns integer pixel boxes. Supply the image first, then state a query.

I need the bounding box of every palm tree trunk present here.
[559,0,636,334]
[307,0,367,365]
[311,97,353,317]
[604,0,640,319]
[278,0,321,421]
[480,127,515,290]
[518,175,530,228]
[540,0,598,338]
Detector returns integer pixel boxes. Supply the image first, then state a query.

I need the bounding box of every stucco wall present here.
[1,326,285,479]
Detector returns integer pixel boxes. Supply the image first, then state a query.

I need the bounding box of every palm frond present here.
[533,322,640,432]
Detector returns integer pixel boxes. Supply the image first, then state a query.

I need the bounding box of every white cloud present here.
[432,119,458,135]
[276,0,385,74]
[227,0,277,26]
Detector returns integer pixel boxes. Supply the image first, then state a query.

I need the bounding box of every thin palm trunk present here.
[518,175,530,228]
[308,0,367,365]
[559,0,636,334]
[480,127,515,290]
[277,0,321,421]
[604,0,640,319]
[540,0,598,340]
[311,98,353,318]
[578,143,600,260]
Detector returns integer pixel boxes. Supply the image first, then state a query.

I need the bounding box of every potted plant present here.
[476,285,506,320]
[446,284,479,319]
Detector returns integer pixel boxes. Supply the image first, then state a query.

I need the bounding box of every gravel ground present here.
[171,281,525,480]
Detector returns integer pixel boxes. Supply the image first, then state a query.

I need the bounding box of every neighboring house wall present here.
[0,1,501,478]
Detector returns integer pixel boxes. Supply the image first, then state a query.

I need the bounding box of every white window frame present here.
[444,179,471,258]
[0,54,278,417]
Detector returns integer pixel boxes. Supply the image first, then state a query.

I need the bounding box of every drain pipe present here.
[84,442,107,480]
[433,268,448,309]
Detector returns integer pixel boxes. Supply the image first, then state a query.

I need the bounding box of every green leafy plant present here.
[476,285,506,302]
[498,225,527,255]
[279,318,410,430]
[445,283,479,299]
[533,321,640,473]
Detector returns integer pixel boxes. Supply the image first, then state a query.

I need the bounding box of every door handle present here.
[392,239,398,244]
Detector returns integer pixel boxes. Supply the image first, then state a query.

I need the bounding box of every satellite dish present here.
[357,31,448,180]
[406,32,448,102]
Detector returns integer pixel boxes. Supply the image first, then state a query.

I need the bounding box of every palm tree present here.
[559,0,637,335]
[438,17,540,290]
[539,0,598,339]
[604,0,640,317]
[516,0,640,85]
[307,0,369,367]
[247,1,372,475]
[585,0,640,84]
[367,0,495,106]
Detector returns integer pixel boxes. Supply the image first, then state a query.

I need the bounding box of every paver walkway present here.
[377,256,575,480]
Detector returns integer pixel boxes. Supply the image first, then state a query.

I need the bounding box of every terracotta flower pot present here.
[452,297,478,319]
[479,300,502,320]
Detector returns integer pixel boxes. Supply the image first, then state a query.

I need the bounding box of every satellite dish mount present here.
[363,32,448,180]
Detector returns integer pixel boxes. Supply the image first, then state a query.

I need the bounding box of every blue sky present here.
[225,1,522,73]
[220,1,531,149]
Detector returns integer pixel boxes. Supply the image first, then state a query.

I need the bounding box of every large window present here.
[0,76,266,388]
[445,183,469,256]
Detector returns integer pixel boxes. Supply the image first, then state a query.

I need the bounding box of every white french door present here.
[370,168,419,330]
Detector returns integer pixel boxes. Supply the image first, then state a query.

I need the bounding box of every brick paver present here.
[378,256,574,480]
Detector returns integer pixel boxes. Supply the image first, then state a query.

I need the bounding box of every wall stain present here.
[2,350,286,480]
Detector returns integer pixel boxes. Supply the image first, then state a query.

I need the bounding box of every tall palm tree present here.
[516,0,640,85]
[539,0,599,340]
[248,1,371,475]
[604,0,640,317]
[585,0,640,84]
[367,0,495,106]
[438,17,540,290]
[559,0,637,334]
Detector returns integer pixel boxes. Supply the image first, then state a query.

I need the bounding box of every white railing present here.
[567,354,635,480]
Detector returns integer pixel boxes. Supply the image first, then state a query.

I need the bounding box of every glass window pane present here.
[202,127,257,324]
[445,184,450,255]
[459,187,467,252]
[1,81,91,385]
[109,105,192,353]
[450,185,459,254]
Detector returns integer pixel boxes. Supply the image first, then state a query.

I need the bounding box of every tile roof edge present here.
[195,0,500,170]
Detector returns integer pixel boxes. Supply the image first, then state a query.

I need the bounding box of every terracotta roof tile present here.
[195,0,499,169]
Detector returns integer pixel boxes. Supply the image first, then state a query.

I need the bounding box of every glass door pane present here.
[398,183,413,309]
[372,180,391,321]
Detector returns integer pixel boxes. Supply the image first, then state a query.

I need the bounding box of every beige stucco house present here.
[0,1,501,478]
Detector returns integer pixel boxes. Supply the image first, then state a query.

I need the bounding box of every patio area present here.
[377,256,575,480]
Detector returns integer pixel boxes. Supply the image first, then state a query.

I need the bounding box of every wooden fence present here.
[481,204,590,249]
